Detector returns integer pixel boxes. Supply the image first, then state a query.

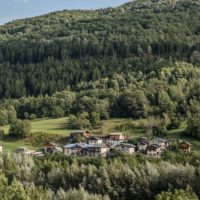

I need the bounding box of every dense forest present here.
[1,62,200,138]
[0,0,200,98]
[0,152,200,200]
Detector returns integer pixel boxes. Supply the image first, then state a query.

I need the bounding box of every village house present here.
[70,130,90,141]
[83,144,110,157]
[137,137,149,152]
[63,143,88,156]
[115,143,136,155]
[102,133,126,147]
[88,137,103,145]
[178,141,192,153]
[43,142,62,154]
[150,138,169,150]
[147,144,162,157]
[15,147,35,155]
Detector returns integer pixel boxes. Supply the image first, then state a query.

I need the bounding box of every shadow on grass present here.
[2,135,22,143]
[50,122,70,131]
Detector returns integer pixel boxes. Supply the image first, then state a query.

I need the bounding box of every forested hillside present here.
[0,0,200,98]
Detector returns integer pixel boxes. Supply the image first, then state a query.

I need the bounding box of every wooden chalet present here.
[43,142,62,154]
[178,141,192,152]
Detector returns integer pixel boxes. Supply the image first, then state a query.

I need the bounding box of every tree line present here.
[0,152,199,199]
[1,62,200,138]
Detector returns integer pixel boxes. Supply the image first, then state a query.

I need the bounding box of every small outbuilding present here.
[178,141,192,152]
[43,142,62,154]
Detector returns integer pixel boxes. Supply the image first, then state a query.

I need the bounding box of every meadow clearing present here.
[2,117,200,153]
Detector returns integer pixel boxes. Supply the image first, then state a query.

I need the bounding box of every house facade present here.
[150,138,169,150]
[83,144,110,157]
[43,142,62,154]
[88,137,103,145]
[138,138,149,152]
[147,144,162,157]
[63,143,87,156]
[103,133,126,147]
[178,141,192,152]
[115,143,136,155]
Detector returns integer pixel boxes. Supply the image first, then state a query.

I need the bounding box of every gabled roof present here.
[152,138,168,143]
[138,140,149,145]
[179,141,192,146]
[63,143,88,149]
[45,142,58,146]
[116,143,136,148]
[147,144,161,150]
[85,144,110,149]
[89,136,103,140]
[150,144,160,147]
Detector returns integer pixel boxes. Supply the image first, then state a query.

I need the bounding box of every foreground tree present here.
[114,90,149,118]
[186,113,200,139]
[9,119,31,139]
[155,189,199,200]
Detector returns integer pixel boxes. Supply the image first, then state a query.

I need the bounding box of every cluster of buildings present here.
[33,130,192,158]
[0,129,193,157]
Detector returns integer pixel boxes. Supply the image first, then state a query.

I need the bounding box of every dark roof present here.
[85,144,110,149]
[45,142,58,146]
[63,143,88,149]
[116,143,136,148]
[138,141,149,145]
[179,141,192,146]
[89,137,102,140]
[147,144,160,150]
[152,138,168,143]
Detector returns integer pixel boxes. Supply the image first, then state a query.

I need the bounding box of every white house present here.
[63,143,88,156]
[147,144,162,157]
[137,140,149,152]
[115,143,136,155]
[103,133,126,147]
[83,144,110,157]
[150,138,169,150]
[88,137,103,145]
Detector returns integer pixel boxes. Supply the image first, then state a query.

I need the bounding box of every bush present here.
[29,114,37,120]
[9,119,31,139]
[167,116,181,130]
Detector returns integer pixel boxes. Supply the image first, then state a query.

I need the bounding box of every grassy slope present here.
[3,117,69,135]
[2,117,69,152]
[2,117,200,153]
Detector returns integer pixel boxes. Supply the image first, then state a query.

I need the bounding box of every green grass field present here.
[1,117,200,153]
[1,117,70,152]
[3,117,70,135]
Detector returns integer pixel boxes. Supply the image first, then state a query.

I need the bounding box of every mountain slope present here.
[0,0,200,98]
